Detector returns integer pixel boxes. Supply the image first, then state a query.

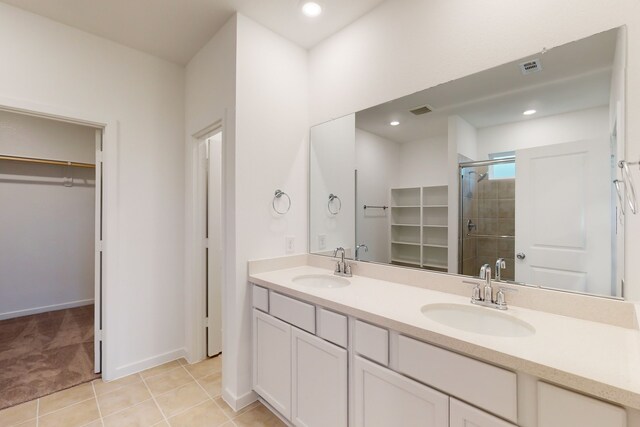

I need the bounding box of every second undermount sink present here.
[292,274,351,289]
[421,303,535,337]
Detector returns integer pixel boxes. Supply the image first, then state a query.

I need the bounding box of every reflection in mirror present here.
[309,27,627,298]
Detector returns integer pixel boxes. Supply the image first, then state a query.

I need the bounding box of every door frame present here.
[0,95,119,380]
[185,119,226,362]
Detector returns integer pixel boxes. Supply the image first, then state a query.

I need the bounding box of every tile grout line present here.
[36,396,96,419]
[91,381,105,427]
[178,365,229,421]
[140,370,170,424]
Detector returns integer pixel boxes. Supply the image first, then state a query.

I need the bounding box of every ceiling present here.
[0,0,386,65]
[355,28,618,143]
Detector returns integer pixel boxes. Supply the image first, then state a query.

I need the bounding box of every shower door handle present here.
[516,252,526,260]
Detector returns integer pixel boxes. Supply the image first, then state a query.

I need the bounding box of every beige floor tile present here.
[153,421,170,426]
[93,373,142,396]
[82,421,103,427]
[197,372,222,398]
[38,398,100,427]
[177,358,188,366]
[233,404,286,427]
[0,400,37,426]
[39,382,95,415]
[13,419,37,427]
[145,368,193,396]
[214,397,259,420]
[97,381,152,416]
[184,356,222,379]
[154,382,208,418]
[167,400,229,427]
[141,360,182,379]
[102,399,163,427]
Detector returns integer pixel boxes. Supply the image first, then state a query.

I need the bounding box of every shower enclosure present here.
[459,159,516,281]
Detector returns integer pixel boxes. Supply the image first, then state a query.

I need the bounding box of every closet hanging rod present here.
[0,155,95,169]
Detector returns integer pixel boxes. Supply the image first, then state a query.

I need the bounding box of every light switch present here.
[286,236,295,254]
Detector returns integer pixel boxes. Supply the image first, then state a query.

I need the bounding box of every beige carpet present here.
[0,305,100,410]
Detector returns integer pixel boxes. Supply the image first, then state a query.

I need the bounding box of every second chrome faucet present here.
[471,260,509,310]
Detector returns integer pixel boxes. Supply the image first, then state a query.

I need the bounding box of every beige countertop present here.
[249,264,640,410]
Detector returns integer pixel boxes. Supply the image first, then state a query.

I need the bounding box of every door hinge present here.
[204,238,209,248]
[205,317,211,328]
[95,151,103,162]
[96,240,103,251]
[96,329,103,341]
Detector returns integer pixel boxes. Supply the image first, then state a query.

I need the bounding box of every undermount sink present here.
[292,274,350,288]
[421,303,535,337]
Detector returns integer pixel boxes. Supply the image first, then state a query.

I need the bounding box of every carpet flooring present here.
[0,305,100,410]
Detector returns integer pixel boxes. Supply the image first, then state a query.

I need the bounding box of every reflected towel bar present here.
[466,233,514,239]
[364,205,388,210]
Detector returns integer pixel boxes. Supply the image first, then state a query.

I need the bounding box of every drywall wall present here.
[476,106,609,160]
[0,111,95,319]
[0,3,185,378]
[308,0,640,300]
[184,13,239,399]
[355,128,399,263]
[229,14,309,408]
[396,136,448,188]
[310,114,355,254]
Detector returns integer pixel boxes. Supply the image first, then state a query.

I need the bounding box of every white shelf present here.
[391,258,421,267]
[422,262,448,270]
[392,223,420,227]
[423,243,448,249]
[423,205,448,208]
[423,224,448,228]
[391,205,420,208]
[392,241,421,246]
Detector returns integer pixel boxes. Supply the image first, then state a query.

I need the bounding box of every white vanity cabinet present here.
[450,398,516,427]
[292,328,348,427]
[253,309,292,419]
[354,356,449,427]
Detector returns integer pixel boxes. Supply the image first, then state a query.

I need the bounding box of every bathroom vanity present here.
[249,255,640,427]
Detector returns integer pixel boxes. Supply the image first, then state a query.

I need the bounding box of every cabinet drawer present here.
[269,291,316,333]
[354,320,389,366]
[318,308,348,348]
[537,382,626,427]
[397,335,517,423]
[252,285,269,312]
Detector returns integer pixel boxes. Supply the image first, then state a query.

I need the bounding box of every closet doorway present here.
[0,109,103,410]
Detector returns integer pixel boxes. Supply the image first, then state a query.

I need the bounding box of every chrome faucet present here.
[469,263,509,310]
[355,243,368,261]
[495,258,506,282]
[333,247,352,277]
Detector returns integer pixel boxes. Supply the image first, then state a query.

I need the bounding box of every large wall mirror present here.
[309,27,629,299]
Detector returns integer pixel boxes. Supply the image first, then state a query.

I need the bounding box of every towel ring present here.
[272,189,291,215]
[328,193,342,215]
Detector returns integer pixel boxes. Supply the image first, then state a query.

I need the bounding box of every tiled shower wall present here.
[460,168,515,281]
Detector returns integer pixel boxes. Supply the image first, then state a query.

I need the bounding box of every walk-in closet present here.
[0,109,100,409]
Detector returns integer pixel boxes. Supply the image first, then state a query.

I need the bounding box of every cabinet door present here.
[354,356,448,427]
[537,382,626,427]
[292,328,348,427]
[450,398,516,427]
[253,309,292,419]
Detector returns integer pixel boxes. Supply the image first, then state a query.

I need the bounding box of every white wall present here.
[310,114,355,254]
[0,111,95,319]
[231,14,309,407]
[396,136,448,188]
[476,106,610,159]
[308,0,640,300]
[0,3,186,378]
[355,128,399,262]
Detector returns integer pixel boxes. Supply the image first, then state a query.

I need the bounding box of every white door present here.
[206,133,223,356]
[253,309,292,419]
[292,328,347,427]
[94,129,103,373]
[450,398,516,427]
[515,139,611,295]
[353,356,449,427]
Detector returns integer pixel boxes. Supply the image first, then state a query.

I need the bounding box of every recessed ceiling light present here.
[301,2,322,17]
[390,121,400,126]
[523,109,537,116]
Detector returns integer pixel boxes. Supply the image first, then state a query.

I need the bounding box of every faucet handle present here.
[496,286,517,307]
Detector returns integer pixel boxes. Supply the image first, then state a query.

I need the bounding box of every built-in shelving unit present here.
[389,186,448,271]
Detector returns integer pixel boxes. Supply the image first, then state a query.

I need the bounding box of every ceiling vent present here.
[409,104,433,115]
[519,58,543,75]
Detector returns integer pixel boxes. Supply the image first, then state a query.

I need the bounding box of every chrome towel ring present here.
[328,193,342,215]
[273,189,291,215]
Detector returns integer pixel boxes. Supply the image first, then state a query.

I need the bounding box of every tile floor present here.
[0,356,286,427]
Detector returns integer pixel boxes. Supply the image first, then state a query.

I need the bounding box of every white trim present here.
[222,387,258,411]
[0,299,94,321]
[111,348,188,380]
[0,95,119,382]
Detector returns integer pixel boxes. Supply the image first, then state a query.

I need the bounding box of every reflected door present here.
[515,139,611,295]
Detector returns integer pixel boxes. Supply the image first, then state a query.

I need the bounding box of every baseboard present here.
[0,299,94,320]
[107,347,188,381]
[258,397,294,426]
[222,387,258,411]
